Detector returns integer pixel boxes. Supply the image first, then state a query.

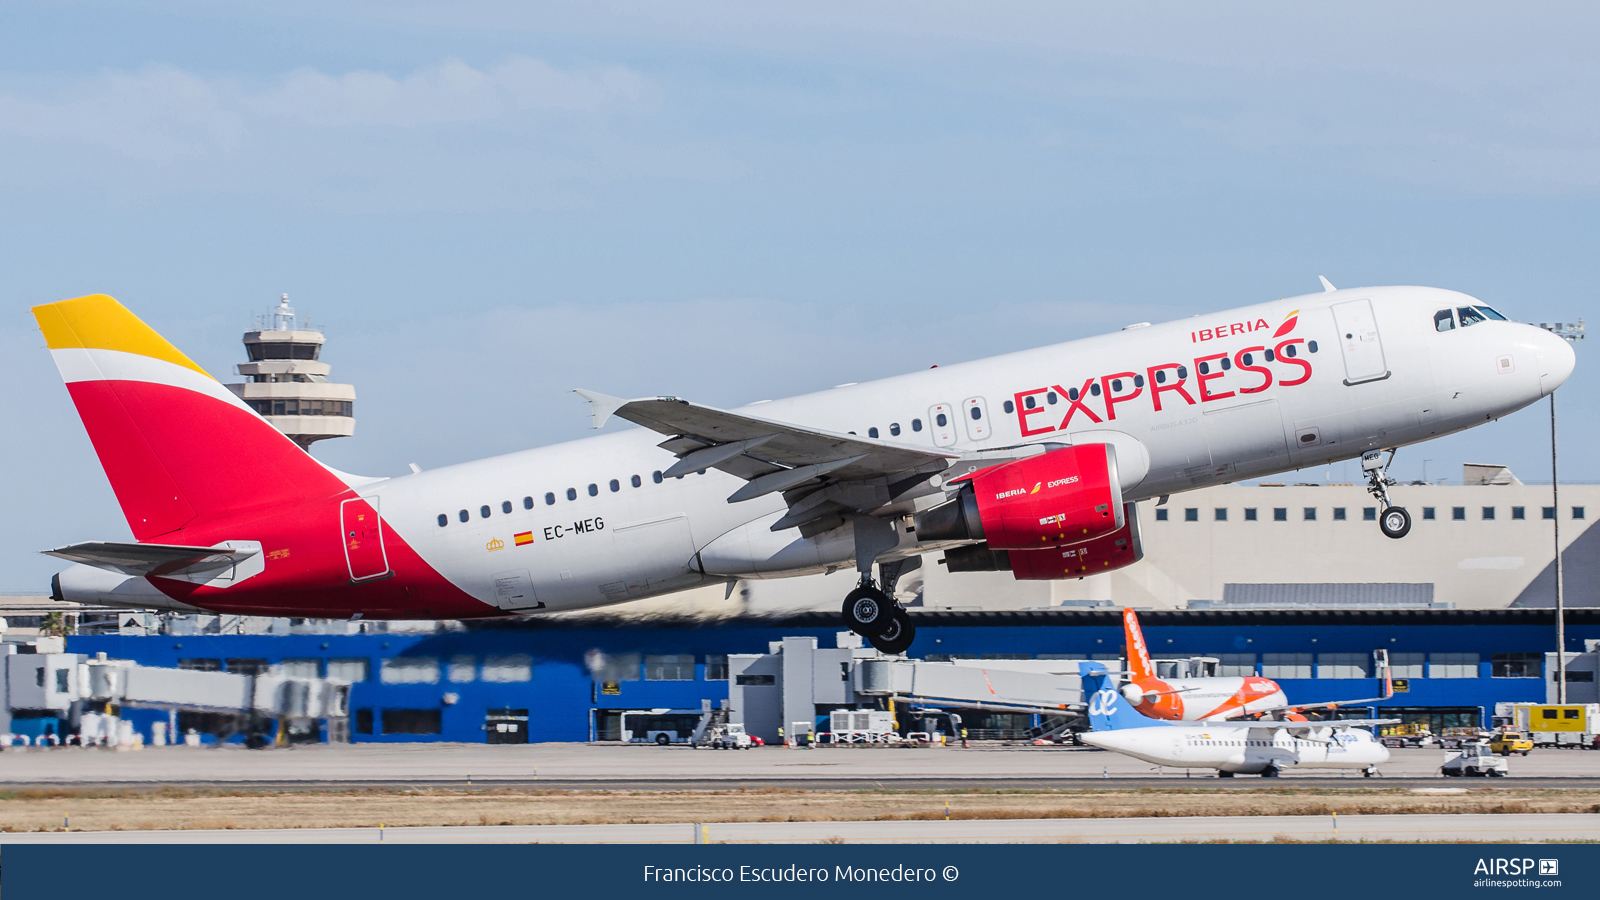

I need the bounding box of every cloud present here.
[0,65,243,163]
[0,56,693,211]
[249,57,651,126]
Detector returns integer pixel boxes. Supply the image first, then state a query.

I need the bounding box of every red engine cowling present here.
[914,444,1124,551]
[940,502,1143,580]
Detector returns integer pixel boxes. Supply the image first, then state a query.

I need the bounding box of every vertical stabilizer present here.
[1122,607,1154,681]
[33,295,350,540]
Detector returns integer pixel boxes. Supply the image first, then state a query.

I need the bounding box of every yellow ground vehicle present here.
[1489,731,1533,756]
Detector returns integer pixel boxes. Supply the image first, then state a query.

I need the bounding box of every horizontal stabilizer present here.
[43,541,260,579]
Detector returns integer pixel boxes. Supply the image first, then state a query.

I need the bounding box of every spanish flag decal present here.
[514,531,534,546]
[1272,309,1300,339]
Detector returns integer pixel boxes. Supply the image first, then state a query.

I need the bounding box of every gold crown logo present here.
[486,537,505,551]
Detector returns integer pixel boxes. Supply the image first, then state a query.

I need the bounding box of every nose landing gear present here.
[1362,449,1411,539]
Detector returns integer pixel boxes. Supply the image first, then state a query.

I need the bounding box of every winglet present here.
[573,389,629,429]
[1318,275,1337,293]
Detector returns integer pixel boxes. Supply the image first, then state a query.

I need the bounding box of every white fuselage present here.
[348,285,1573,614]
[1082,723,1391,774]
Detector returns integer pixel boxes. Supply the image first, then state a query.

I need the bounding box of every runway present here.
[5,813,1598,844]
[3,742,1598,790]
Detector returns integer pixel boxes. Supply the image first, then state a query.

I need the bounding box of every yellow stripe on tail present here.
[32,294,213,380]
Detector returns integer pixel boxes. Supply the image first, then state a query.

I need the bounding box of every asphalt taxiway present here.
[3,742,1599,790]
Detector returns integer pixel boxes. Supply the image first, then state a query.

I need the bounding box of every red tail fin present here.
[1122,607,1154,681]
[33,295,349,540]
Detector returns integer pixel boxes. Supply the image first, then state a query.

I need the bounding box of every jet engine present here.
[940,502,1143,580]
[914,444,1124,551]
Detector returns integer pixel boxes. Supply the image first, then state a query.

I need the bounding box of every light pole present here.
[1538,319,1584,702]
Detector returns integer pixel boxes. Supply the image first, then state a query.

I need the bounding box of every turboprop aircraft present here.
[1114,608,1395,722]
[36,283,1575,654]
[1079,665,1395,777]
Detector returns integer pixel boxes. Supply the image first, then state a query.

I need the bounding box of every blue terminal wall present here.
[65,609,1600,743]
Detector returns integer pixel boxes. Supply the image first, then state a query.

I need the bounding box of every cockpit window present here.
[1476,305,1508,321]
[1434,309,1455,332]
[1457,306,1487,328]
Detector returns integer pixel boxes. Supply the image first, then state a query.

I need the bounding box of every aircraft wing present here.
[43,541,259,579]
[575,390,970,530]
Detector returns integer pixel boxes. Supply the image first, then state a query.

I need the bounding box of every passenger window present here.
[588,483,599,497]
[437,514,448,527]
[1198,362,1209,375]
[868,427,879,438]
[652,471,663,483]
[459,509,469,523]
[480,505,491,518]
[566,488,577,501]
[1068,387,1079,400]
[1002,401,1014,414]
[1046,391,1057,405]
[609,479,620,492]
[1133,374,1144,387]
[544,492,556,506]
[1220,358,1231,370]
[970,406,981,420]
[1111,378,1123,391]
[523,496,534,510]
[1457,306,1487,327]
[912,419,923,432]
[631,475,642,488]
[501,501,512,514]
[1089,383,1101,396]
[935,413,948,427]
[1024,395,1036,409]
[1308,340,1318,352]
[1434,309,1455,332]
[890,423,901,435]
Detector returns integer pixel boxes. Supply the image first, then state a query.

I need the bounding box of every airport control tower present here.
[225,294,356,451]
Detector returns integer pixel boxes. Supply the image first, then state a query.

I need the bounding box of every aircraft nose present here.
[1534,327,1577,396]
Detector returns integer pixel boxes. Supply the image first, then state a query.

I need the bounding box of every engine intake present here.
[914,444,1124,550]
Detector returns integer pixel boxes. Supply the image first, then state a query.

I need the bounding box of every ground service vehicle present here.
[37,288,1576,655]
[1379,723,1436,749]
[1441,742,1509,777]
[1513,704,1600,749]
[1489,731,1534,756]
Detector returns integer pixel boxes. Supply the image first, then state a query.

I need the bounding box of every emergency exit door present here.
[340,497,391,582]
[1332,298,1390,385]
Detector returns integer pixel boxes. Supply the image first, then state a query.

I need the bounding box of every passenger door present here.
[1332,298,1390,384]
[339,497,391,582]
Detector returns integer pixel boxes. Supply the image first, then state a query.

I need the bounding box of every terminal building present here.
[4,302,1598,748]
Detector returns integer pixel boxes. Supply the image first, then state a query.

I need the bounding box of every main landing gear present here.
[1362,449,1411,539]
[842,557,918,656]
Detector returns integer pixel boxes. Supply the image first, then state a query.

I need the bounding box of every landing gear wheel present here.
[1259,766,1280,778]
[868,608,917,655]
[843,585,894,636]
[1217,770,1235,778]
[1379,506,1411,539]
[1363,766,1377,778]
[655,733,670,746]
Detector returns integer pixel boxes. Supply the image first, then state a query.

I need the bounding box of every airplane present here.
[1114,607,1395,722]
[1115,607,1288,720]
[35,283,1576,654]
[1078,664,1395,777]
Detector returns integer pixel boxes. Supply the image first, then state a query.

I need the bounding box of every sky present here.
[1,2,1596,589]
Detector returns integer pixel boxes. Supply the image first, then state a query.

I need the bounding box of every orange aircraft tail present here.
[1122,607,1154,681]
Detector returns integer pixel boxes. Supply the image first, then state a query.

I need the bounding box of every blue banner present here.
[3,845,1594,898]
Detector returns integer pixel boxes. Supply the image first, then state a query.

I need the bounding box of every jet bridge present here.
[853,657,1088,717]
[2,649,350,745]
